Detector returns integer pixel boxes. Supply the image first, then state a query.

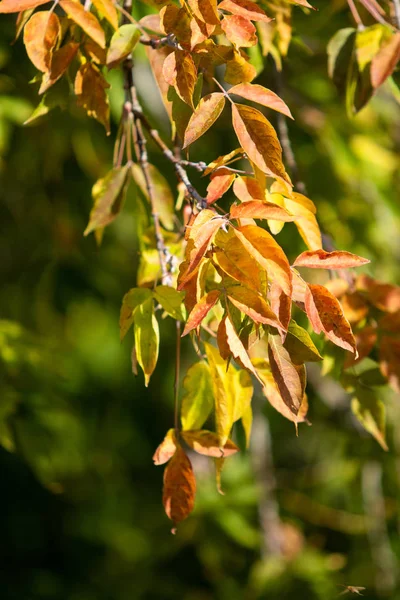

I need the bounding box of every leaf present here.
[305,284,357,354]
[232,103,290,184]
[60,0,106,48]
[187,0,219,25]
[213,239,262,292]
[153,286,185,321]
[181,361,214,430]
[119,287,152,341]
[379,336,400,394]
[284,320,323,364]
[228,83,293,118]
[0,0,50,11]
[163,50,197,108]
[269,283,291,334]
[183,92,225,148]
[226,285,282,328]
[355,25,383,71]
[293,249,370,269]
[146,45,173,121]
[344,325,377,368]
[283,192,322,251]
[182,290,221,336]
[351,389,388,451]
[221,15,257,48]
[268,331,305,416]
[134,296,159,386]
[74,62,110,133]
[206,169,235,205]
[224,50,257,84]
[371,32,400,89]
[23,11,60,73]
[181,430,239,457]
[153,428,177,465]
[24,77,68,125]
[39,41,79,94]
[163,445,196,526]
[234,225,292,296]
[231,200,296,222]
[327,28,356,86]
[204,342,235,446]
[131,163,175,230]
[233,175,263,201]
[106,24,140,69]
[91,0,118,30]
[219,0,271,22]
[223,315,262,381]
[232,369,253,446]
[84,164,130,235]
[356,274,400,313]
[288,0,314,7]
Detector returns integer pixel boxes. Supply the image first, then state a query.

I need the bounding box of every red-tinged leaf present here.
[219,0,271,22]
[224,49,257,84]
[371,32,400,88]
[293,249,370,269]
[140,13,162,34]
[231,200,296,222]
[0,0,49,11]
[163,50,197,108]
[189,16,215,49]
[153,428,177,465]
[221,15,257,48]
[107,24,140,69]
[39,41,79,94]
[181,430,239,457]
[234,225,292,296]
[224,315,262,381]
[206,169,235,205]
[379,336,400,394]
[91,0,118,30]
[226,285,282,328]
[23,11,60,73]
[232,103,291,184]
[305,284,357,354]
[163,445,196,526]
[344,325,377,368]
[59,0,105,48]
[217,315,232,360]
[268,332,305,416]
[356,275,400,313]
[228,82,293,118]
[160,3,191,45]
[205,148,243,176]
[146,45,173,121]
[182,290,221,336]
[85,164,129,235]
[269,282,291,333]
[233,175,264,201]
[75,62,110,134]
[340,292,369,325]
[183,93,225,148]
[187,0,219,25]
[213,240,262,292]
[283,192,322,251]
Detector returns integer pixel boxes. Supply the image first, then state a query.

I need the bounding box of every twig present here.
[347,0,365,28]
[174,320,181,432]
[393,0,400,28]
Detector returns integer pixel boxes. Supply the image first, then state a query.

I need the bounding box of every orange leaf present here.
[146,45,173,121]
[283,192,322,250]
[163,50,197,108]
[60,0,105,48]
[23,11,60,72]
[268,332,305,416]
[183,92,225,148]
[228,82,293,118]
[181,430,239,457]
[182,289,221,336]
[305,284,357,353]
[269,282,292,334]
[221,15,257,48]
[293,249,370,269]
[213,239,262,292]
[379,336,400,393]
[234,224,292,296]
[224,315,262,381]
[233,175,264,201]
[0,0,49,11]
[206,169,235,204]
[356,274,400,313]
[219,0,271,22]
[91,0,118,30]
[163,446,196,527]
[226,285,283,328]
[39,41,79,94]
[74,62,110,134]
[224,49,257,84]
[231,200,296,221]
[232,103,290,184]
[371,32,400,89]
[153,428,177,465]
[205,148,243,176]
[344,325,377,368]
[187,0,219,25]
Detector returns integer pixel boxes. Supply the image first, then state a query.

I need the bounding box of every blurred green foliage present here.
[1,1,400,599]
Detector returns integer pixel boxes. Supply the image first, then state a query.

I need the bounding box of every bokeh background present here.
[1,1,400,598]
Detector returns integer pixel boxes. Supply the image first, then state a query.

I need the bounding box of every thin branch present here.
[174,320,181,432]
[347,0,365,27]
[393,0,400,28]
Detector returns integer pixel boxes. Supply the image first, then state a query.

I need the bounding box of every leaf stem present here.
[347,0,364,28]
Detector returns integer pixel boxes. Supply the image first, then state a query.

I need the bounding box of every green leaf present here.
[204,342,235,446]
[131,163,174,231]
[230,369,253,447]
[284,320,323,364]
[351,387,388,451]
[84,164,130,236]
[119,287,152,341]
[24,77,68,126]
[134,297,159,387]
[327,28,356,92]
[107,24,141,69]
[153,286,186,321]
[181,361,214,431]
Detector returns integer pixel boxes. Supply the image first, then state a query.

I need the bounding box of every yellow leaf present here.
[153,428,177,465]
[60,0,106,48]
[134,297,159,386]
[181,361,214,430]
[204,342,235,446]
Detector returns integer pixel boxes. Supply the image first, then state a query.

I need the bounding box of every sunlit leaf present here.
[182,290,221,336]
[183,92,225,148]
[222,315,262,381]
[269,282,291,334]
[134,296,159,386]
[60,0,106,48]
[231,200,296,221]
[213,237,262,292]
[131,163,175,231]
[181,361,214,430]
[268,331,305,416]
[153,428,177,465]
[283,192,322,251]
[371,32,400,88]
[293,249,370,269]
[187,0,219,25]
[226,284,282,328]
[206,169,235,204]
[75,62,110,133]
[39,41,79,94]
[23,11,60,72]
[163,445,196,526]
[181,430,239,457]
[233,175,263,201]
[153,286,185,321]
[119,287,152,341]
[84,164,129,235]
[107,24,140,69]
[351,388,388,451]
[221,15,257,48]
[219,0,271,22]
[92,0,118,30]
[228,83,293,118]
[204,342,235,446]
[163,50,197,108]
[224,50,257,84]
[284,320,323,364]
[0,0,50,11]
